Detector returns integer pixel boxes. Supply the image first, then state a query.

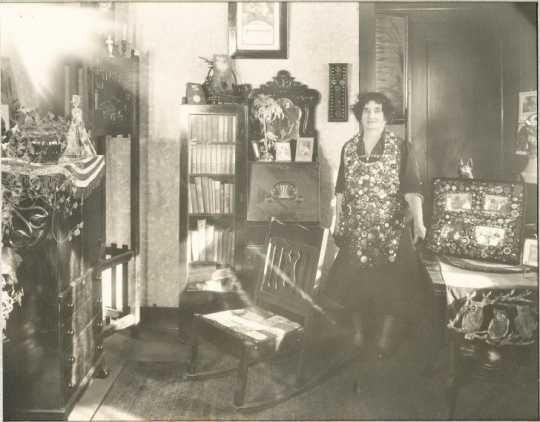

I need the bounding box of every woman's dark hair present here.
[351,92,394,123]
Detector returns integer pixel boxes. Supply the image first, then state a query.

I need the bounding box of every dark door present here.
[409,12,502,219]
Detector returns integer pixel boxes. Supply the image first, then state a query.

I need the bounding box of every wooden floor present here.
[68,322,187,421]
[68,317,539,421]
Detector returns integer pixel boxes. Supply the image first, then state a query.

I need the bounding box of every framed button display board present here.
[425,178,526,265]
[328,63,348,122]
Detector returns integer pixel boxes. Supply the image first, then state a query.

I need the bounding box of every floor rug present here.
[93,341,538,421]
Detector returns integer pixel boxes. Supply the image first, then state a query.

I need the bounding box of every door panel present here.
[409,14,501,220]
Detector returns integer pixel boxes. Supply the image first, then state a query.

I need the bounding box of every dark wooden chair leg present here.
[94,358,110,379]
[446,335,461,419]
[234,346,249,407]
[189,332,199,374]
[295,322,312,387]
[92,344,110,378]
[295,344,308,387]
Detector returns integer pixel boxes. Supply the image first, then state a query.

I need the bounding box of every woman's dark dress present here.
[325,131,427,321]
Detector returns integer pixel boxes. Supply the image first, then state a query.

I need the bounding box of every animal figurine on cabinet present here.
[201,55,237,97]
[457,158,474,179]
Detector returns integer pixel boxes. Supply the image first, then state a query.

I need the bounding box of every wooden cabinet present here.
[3,168,106,421]
[179,104,248,290]
[242,71,321,288]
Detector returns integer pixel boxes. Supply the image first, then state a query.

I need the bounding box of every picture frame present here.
[274,142,291,162]
[518,90,537,122]
[228,2,288,59]
[295,137,314,162]
[425,178,526,265]
[522,239,538,267]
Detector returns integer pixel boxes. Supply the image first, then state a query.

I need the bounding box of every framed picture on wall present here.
[522,239,538,267]
[518,90,537,122]
[228,2,288,59]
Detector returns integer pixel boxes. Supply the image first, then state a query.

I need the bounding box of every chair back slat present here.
[255,219,328,324]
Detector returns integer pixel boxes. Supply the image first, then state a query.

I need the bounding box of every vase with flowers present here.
[252,94,284,161]
[1,101,90,335]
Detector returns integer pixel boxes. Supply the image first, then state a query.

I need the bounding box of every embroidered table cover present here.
[1,156,105,249]
[437,260,538,346]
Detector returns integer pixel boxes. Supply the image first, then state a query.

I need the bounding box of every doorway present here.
[408,10,503,219]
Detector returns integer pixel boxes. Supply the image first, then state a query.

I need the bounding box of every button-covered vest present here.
[337,131,406,267]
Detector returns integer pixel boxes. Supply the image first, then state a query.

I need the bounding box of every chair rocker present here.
[185,218,351,411]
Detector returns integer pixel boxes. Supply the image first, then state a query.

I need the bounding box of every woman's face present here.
[361,100,386,131]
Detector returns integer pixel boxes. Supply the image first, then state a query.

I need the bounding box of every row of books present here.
[189,144,236,174]
[189,219,235,264]
[189,114,237,144]
[188,177,234,214]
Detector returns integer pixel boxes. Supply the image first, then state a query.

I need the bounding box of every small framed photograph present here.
[295,137,314,162]
[250,140,260,161]
[445,193,472,212]
[482,194,510,213]
[518,90,537,122]
[228,2,288,59]
[274,142,291,161]
[474,226,506,247]
[522,239,537,267]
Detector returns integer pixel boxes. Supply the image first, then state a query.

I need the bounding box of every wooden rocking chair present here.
[185,218,350,411]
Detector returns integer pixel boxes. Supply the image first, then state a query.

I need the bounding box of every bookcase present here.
[179,104,248,292]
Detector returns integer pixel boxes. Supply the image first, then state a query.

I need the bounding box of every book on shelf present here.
[187,186,193,214]
[231,116,236,145]
[188,182,197,214]
[197,218,207,262]
[189,219,235,266]
[206,223,215,262]
[190,144,236,175]
[190,177,235,215]
[189,229,199,262]
[211,144,217,174]
[213,180,221,214]
[228,229,235,264]
[218,115,224,143]
[203,177,214,214]
[193,177,204,213]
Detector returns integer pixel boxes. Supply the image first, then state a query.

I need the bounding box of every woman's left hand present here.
[412,220,427,244]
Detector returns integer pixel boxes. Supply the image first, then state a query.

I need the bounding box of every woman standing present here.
[327,92,426,359]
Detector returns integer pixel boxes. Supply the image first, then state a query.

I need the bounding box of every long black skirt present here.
[323,227,431,322]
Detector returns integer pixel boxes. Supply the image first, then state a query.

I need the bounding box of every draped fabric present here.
[2,156,105,199]
[439,261,538,346]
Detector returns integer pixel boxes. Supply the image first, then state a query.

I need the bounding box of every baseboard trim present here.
[140,306,179,318]
[140,306,180,331]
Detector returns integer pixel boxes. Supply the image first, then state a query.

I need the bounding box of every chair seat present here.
[201,308,303,352]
